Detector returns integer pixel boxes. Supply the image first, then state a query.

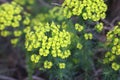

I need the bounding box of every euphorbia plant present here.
[24,0,109,80]
[0,1,30,46]
[3,0,120,80]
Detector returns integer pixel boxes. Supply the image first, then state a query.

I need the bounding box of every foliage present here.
[0,1,30,46]
[62,0,107,21]
[104,23,120,71]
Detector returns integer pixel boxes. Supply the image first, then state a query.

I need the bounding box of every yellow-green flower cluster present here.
[84,33,93,40]
[76,43,83,50]
[62,0,107,21]
[75,23,84,32]
[104,23,120,71]
[31,54,41,63]
[23,16,30,25]
[103,51,116,64]
[14,30,22,37]
[59,63,66,69]
[0,2,23,45]
[0,30,11,37]
[107,26,120,41]
[25,22,71,69]
[10,38,19,45]
[95,22,103,32]
[0,2,23,30]
[44,60,53,69]
[112,62,120,71]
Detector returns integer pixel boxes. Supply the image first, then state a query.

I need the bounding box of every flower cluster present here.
[25,22,71,69]
[59,63,66,69]
[104,23,120,71]
[95,22,103,32]
[75,23,84,32]
[76,43,83,50]
[31,54,41,63]
[44,60,53,69]
[62,0,107,21]
[0,2,23,45]
[112,62,119,71]
[0,2,23,30]
[84,33,93,40]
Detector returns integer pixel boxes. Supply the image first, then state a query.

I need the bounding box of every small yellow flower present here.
[77,43,83,50]
[84,33,88,40]
[112,62,119,71]
[14,30,22,37]
[75,23,84,32]
[31,54,40,63]
[10,38,18,45]
[95,22,103,32]
[1,30,11,37]
[109,55,115,61]
[113,38,119,45]
[23,17,30,25]
[84,33,93,40]
[88,33,93,39]
[44,61,53,69]
[59,63,66,69]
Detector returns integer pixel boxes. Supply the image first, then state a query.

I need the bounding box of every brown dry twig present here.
[51,3,61,6]
[101,19,114,27]
[111,16,120,24]
[102,16,120,30]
